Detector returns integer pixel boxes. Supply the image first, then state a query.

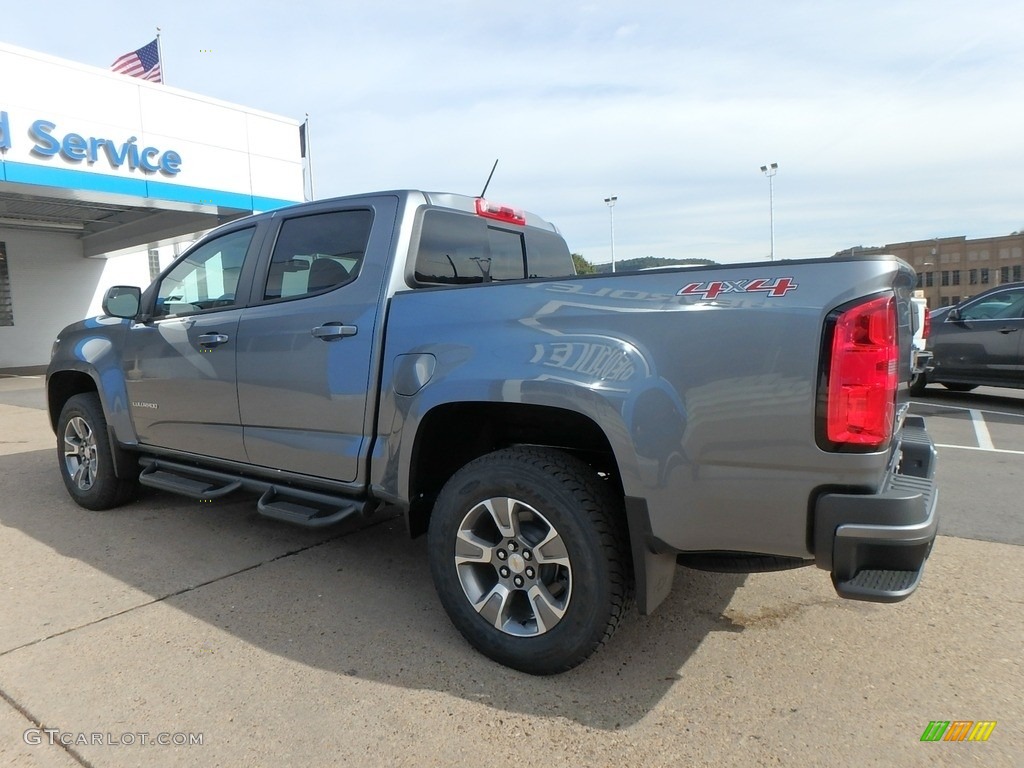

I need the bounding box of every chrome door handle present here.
[197,333,230,347]
[311,323,357,341]
[998,327,1019,334]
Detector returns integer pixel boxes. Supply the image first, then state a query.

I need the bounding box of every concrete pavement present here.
[1,377,1020,766]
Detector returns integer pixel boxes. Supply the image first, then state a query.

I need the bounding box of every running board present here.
[136,458,372,528]
[139,464,242,499]
[257,487,363,528]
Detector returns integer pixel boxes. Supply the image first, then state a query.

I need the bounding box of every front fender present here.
[46,316,136,447]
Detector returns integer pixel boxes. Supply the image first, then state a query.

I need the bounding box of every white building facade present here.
[0,42,305,371]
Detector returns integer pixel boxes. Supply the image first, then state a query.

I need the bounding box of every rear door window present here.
[263,209,373,300]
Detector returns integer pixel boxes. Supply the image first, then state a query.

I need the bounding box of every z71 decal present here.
[677,277,798,300]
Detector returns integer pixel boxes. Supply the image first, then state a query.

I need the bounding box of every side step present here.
[136,458,372,528]
[140,464,242,499]
[257,487,363,528]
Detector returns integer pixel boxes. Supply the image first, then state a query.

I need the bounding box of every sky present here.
[5,1,1024,265]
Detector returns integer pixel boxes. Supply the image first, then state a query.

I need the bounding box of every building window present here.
[916,272,923,288]
[969,269,978,285]
[148,248,161,282]
[1015,265,1022,282]
[981,268,990,284]
[1000,248,1010,259]
[925,271,934,287]
[1001,267,1010,283]
[952,270,961,286]
[941,271,950,286]
[968,251,978,262]
[0,241,12,326]
[951,296,960,304]
[981,250,990,260]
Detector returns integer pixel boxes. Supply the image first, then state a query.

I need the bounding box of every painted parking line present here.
[969,409,995,450]
[911,401,1024,420]
[911,399,1024,455]
[934,443,1024,456]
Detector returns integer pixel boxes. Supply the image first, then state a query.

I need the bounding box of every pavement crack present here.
[0,687,95,767]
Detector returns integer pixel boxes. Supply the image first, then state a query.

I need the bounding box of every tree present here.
[572,253,596,274]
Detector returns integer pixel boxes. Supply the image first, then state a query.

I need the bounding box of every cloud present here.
[5,0,1024,263]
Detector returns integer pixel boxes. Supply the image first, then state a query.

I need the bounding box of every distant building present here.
[836,234,1024,308]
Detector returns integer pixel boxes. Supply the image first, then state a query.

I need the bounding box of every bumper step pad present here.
[834,567,923,602]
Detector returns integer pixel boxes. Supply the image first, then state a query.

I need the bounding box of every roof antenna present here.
[479,158,499,198]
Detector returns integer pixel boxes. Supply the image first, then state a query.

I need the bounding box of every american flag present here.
[110,39,162,82]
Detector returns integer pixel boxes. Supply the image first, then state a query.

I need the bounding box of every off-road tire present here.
[427,446,632,675]
[57,393,137,510]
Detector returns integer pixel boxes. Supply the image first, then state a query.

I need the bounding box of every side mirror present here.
[102,285,141,319]
[946,307,961,322]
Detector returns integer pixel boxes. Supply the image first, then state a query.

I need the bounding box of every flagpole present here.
[155,27,165,83]
[305,113,316,201]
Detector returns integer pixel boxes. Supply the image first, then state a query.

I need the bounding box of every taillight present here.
[922,307,931,340]
[475,198,526,226]
[822,295,898,449]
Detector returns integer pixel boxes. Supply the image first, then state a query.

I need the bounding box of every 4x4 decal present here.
[677,277,798,300]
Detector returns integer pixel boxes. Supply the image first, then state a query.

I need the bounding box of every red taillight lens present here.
[475,198,526,226]
[922,307,931,340]
[825,295,898,448]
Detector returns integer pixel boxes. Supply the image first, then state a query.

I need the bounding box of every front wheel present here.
[57,393,137,510]
[427,447,632,675]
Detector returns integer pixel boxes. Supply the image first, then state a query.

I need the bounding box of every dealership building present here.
[0,42,304,372]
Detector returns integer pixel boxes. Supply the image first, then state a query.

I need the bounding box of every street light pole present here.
[604,195,618,273]
[760,163,778,260]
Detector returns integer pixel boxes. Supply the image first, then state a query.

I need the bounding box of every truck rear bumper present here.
[813,414,938,602]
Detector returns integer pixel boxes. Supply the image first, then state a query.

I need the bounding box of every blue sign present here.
[0,110,181,176]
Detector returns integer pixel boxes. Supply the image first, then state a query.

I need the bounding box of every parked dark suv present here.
[910,282,1024,395]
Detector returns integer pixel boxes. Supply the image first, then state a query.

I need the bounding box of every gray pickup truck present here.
[46,190,938,674]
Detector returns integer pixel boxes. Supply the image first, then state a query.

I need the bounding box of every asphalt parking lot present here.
[0,375,1021,767]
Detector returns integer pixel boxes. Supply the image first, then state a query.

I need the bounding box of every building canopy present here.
[0,42,304,258]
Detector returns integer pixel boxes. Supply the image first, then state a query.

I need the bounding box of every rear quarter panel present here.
[375,257,913,558]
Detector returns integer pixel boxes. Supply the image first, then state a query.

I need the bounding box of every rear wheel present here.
[427,447,632,675]
[57,393,137,510]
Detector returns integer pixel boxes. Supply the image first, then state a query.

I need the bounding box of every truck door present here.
[122,226,259,462]
[236,197,397,483]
